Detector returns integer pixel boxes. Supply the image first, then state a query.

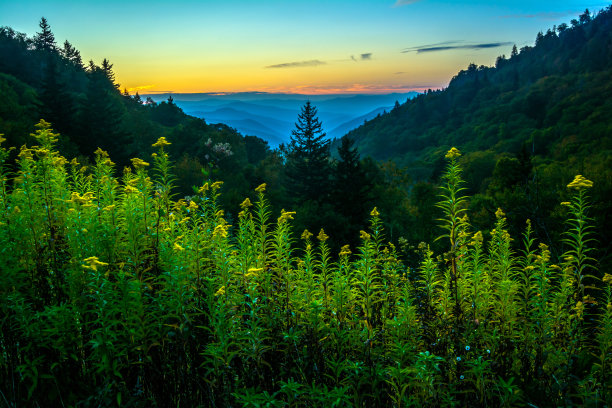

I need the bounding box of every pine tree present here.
[61,40,83,68]
[331,135,373,246]
[284,101,331,204]
[33,17,56,52]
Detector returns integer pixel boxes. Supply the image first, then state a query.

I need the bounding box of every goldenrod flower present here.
[255,183,266,193]
[18,147,33,160]
[70,191,95,205]
[370,207,379,217]
[495,208,505,219]
[574,301,585,318]
[173,242,184,251]
[360,230,371,241]
[560,202,571,206]
[603,273,612,284]
[567,175,593,190]
[198,183,209,193]
[152,137,171,147]
[0,134,5,144]
[339,245,351,256]
[188,200,198,210]
[240,197,252,209]
[124,185,139,194]
[215,286,225,297]
[211,181,223,190]
[82,256,109,271]
[301,229,313,240]
[317,229,329,242]
[213,223,229,238]
[131,157,149,169]
[94,147,109,158]
[278,209,296,223]
[246,267,263,278]
[445,147,461,160]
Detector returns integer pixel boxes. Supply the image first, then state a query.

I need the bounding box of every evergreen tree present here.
[78,61,129,162]
[61,40,83,68]
[40,56,76,136]
[33,17,56,52]
[284,101,331,204]
[331,135,373,246]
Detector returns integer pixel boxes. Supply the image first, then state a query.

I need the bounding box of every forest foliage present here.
[0,128,610,406]
[346,6,612,264]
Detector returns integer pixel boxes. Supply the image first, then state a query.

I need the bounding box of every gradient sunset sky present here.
[1,0,607,94]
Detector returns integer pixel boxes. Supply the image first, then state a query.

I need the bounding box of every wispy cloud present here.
[403,41,512,53]
[499,10,580,20]
[265,59,326,68]
[351,53,373,61]
[392,0,421,7]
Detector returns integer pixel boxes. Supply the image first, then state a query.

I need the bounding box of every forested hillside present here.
[347,6,612,262]
[0,19,273,211]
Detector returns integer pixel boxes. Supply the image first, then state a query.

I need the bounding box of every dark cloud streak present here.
[265,59,326,68]
[360,53,372,60]
[403,41,512,53]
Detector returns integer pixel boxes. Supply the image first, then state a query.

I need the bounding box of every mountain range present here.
[145,92,417,146]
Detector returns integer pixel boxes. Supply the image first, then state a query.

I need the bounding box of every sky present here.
[1,0,608,94]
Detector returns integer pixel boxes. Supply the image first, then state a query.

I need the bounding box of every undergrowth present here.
[0,122,610,407]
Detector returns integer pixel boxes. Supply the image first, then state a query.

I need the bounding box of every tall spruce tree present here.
[284,101,331,204]
[331,135,373,246]
[33,17,56,52]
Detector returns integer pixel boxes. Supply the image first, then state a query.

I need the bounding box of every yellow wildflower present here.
[82,256,109,271]
[603,273,612,284]
[317,229,329,242]
[188,200,198,210]
[370,207,379,217]
[301,229,313,240]
[445,147,461,160]
[279,209,296,223]
[215,286,225,297]
[574,301,585,318]
[70,192,95,205]
[0,134,5,144]
[360,230,371,241]
[213,223,229,238]
[560,202,571,206]
[152,137,171,147]
[131,157,149,169]
[211,181,224,190]
[173,242,184,251]
[567,175,593,190]
[94,147,109,158]
[18,147,33,160]
[240,197,252,209]
[472,231,483,243]
[124,185,139,194]
[339,245,351,256]
[255,183,266,193]
[246,267,263,278]
[495,208,505,219]
[198,183,209,193]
